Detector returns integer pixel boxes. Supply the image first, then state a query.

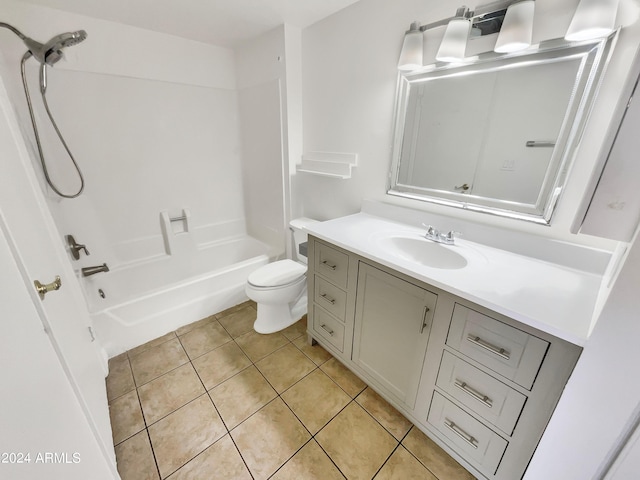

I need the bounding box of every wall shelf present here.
[297,151,358,179]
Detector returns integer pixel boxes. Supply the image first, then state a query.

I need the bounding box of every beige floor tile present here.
[138,363,206,425]
[148,394,226,479]
[271,440,345,480]
[316,402,397,480]
[374,445,438,480]
[179,321,232,359]
[109,389,145,445]
[107,354,136,402]
[255,343,316,393]
[280,316,307,341]
[175,314,217,337]
[281,369,350,434]
[215,300,254,319]
[356,387,413,440]
[231,398,310,480]
[129,332,177,358]
[293,336,333,366]
[402,427,475,480]
[209,365,277,429]
[166,435,251,480]
[192,341,252,390]
[320,357,367,397]
[114,430,159,480]
[235,330,289,362]
[217,305,257,338]
[130,337,189,386]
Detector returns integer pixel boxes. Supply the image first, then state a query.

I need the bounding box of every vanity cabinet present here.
[307,236,582,480]
[352,263,437,409]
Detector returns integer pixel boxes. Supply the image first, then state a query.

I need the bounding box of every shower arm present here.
[0,22,27,41]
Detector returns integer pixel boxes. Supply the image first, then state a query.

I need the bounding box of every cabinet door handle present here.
[444,420,478,449]
[320,293,336,305]
[320,324,334,336]
[467,335,510,360]
[454,380,493,408]
[419,306,430,334]
[320,260,337,271]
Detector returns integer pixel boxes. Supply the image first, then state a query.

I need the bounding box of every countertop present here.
[305,213,602,346]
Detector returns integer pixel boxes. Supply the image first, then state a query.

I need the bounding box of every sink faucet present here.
[81,263,109,277]
[423,224,459,245]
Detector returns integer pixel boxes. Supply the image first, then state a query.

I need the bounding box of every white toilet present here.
[246,218,318,334]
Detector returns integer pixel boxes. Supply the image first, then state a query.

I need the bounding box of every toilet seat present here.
[247,259,306,288]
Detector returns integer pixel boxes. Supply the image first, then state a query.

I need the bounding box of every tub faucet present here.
[81,263,109,277]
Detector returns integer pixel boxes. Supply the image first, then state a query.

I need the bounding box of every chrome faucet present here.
[81,263,109,277]
[423,224,459,245]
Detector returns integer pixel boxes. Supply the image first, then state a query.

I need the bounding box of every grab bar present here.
[170,215,187,222]
[526,140,556,148]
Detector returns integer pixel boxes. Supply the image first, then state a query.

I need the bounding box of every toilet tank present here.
[289,217,318,264]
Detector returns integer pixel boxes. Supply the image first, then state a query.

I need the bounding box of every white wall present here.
[0,0,247,269]
[235,27,287,254]
[299,0,640,250]
[234,24,304,258]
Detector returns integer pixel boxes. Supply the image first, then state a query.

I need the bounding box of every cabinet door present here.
[353,262,437,408]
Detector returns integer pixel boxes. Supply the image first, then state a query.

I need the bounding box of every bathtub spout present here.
[81,263,109,277]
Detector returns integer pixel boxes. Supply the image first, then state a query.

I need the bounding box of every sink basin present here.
[379,236,468,270]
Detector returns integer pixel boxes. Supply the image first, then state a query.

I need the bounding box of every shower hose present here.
[20,51,85,198]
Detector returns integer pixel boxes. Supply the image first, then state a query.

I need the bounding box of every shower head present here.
[24,30,87,66]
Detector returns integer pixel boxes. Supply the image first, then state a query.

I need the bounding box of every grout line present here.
[144,428,163,480]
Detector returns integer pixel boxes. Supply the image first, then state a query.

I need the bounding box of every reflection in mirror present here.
[388,34,617,224]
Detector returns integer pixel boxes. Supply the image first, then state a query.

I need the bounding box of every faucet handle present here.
[421,223,437,235]
[66,235,90,260]
[444,230,461,243]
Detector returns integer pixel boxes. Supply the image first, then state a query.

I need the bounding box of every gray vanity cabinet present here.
[352,263,437,409]
[306,236,582,480]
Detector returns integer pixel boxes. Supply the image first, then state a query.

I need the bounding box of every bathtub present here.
[88,235,273,356]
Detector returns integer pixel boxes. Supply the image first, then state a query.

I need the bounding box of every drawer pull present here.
[320,324,334,336]
[444,420,478,449]
[454,380,493,408]
[467,335,510,360]
[420,306,431,334]
[321,260,337,271]
[320,293,336,305]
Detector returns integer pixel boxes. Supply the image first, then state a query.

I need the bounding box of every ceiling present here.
[17,0,362,47]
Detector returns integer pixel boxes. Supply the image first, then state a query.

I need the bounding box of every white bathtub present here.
[89,236,272,356]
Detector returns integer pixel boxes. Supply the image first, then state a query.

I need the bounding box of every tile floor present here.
[106,301,476,480]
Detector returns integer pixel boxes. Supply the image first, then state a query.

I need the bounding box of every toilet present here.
[246,218,318,334]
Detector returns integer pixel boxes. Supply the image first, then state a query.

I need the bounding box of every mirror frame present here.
[387,32,618,225]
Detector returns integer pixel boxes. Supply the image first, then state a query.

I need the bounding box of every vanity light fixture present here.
[398,21,424,71]
[494,0,535,53]
[565,0,619,41]
[436,7,472,63]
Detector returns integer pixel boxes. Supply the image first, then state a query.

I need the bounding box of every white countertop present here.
[305,213,602,346]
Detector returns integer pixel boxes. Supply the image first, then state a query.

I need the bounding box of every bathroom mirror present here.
[388,34,617,224]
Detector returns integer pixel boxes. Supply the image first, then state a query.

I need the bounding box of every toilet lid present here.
[248,259,306,287]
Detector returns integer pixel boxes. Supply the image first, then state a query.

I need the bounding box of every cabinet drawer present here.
[312,305,345,352]
[447,304,549,390]
[314,276,347,322]
[314,242,349,289]
[428,392,508,475]
[437,351,527,435]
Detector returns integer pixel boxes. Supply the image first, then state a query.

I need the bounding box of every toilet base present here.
[253,296,307,334]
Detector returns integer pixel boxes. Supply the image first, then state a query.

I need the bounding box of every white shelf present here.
[297,151,358,179]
